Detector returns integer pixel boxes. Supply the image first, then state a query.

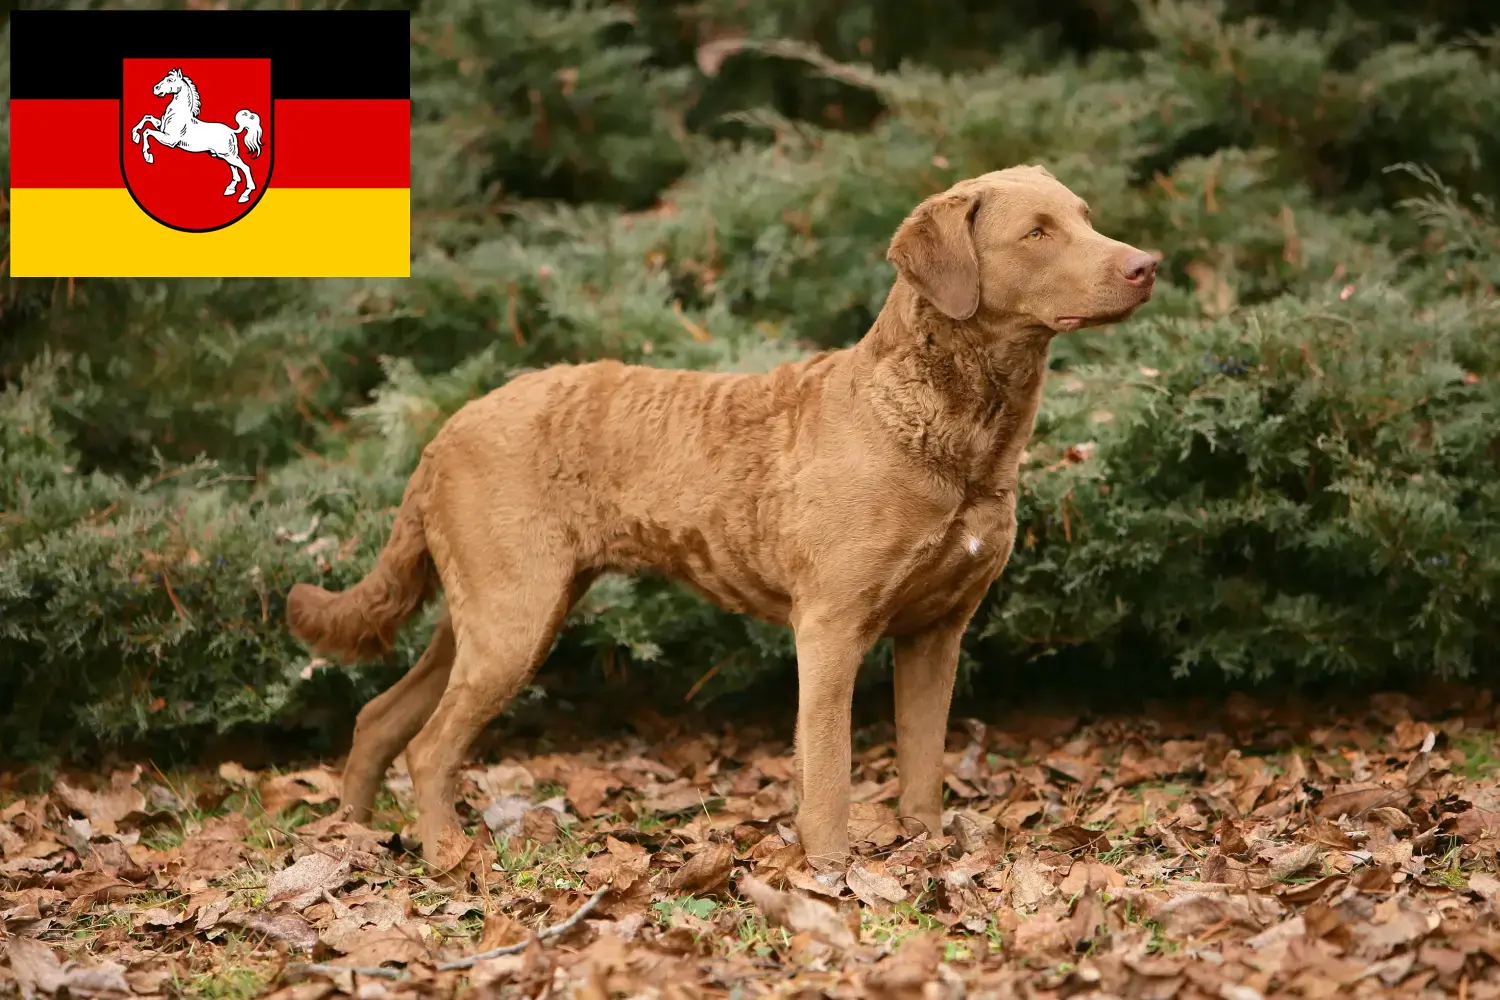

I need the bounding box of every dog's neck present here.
[852,281,1054,494]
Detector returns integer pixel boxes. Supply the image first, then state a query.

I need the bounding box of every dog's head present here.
[886,165,1155,333]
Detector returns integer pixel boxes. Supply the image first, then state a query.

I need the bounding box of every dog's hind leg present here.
[404,539,577,875]
[338,609,455,822]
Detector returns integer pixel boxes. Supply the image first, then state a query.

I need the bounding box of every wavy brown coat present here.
[287,165,1158,871]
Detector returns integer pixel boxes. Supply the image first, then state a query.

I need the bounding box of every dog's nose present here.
[1122,251,1157,286]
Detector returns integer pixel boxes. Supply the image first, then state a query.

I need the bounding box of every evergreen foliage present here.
[4,0,1500,758]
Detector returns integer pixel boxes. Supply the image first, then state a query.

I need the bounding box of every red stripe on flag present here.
[9,98,410,189]
[10,100,121,187]
[275,99,410,188]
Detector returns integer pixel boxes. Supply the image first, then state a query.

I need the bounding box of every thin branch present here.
[437,884,610,971]
[283,884,610,983]
[288,963,405,980]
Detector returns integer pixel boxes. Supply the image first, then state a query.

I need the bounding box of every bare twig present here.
[288,963,405,981]
[437,884,610,971]
[284,884,609,984]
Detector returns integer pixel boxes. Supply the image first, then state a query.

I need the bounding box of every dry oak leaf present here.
[266,850,351,910]
[1010,907,1074,955]
[1155,890,1261,939]
[217,761,258,787]
[861,932,957,1000]
[1047,824,1112,854]
[1298,819,1356,850]
[259,768,340,816]
[1007,850,1057,910]
[52,767,147,836]
[1059,859,1125,897]
[1067,885,1105,951]
[1314,783,1409,820]
[133,906,185,930]
[472,912,530,953]
[4,937,132,998]
[580,835,651,894]
[669,841,734,896]
[1468,871,1500,904]
[566,767,621,819]
[997,798,1045,832]
[784,858,847,899]
[640,779,705,816]
[948,810,991,855]
[333,925,429,970]
[319,898,406,954]
[471,761,536,799]
[177,813,253,878]
[738,874,856,952]
[846,860,908,911]
[520,807,562,845]
[1266,842,1322,881]
[217,909,318,951]
[482,795,532,839]
[1276,874,1348,906]
[1351,899,1439,961]
[848,801,904,848]
[295,816,393,857]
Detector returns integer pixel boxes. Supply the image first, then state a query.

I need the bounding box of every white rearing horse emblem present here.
[130,68,263,205]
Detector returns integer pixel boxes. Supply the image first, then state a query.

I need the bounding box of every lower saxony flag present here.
[9,9,411,278]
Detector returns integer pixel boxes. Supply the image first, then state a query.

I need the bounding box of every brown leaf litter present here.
[5,689,1500,998]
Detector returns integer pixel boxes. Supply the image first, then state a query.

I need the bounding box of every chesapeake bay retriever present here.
[287,165,1156,872]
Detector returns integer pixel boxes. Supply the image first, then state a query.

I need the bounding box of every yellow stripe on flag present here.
[10,187,410,277]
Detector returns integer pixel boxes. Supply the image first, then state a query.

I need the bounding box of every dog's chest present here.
[887,493,1016,625]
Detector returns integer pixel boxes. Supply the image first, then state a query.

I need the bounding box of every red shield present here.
[121,58,273,232]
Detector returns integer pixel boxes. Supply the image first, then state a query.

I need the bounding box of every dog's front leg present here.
[893,604,979,839]
[792,613,872,868]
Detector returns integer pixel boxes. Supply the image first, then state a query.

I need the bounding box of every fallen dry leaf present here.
[266,850,351,910]
[52,767,146,836]
[1007,850,1057,910]
[217,909,318,951]
[738,874,857,951]
[669,842,733,896]
[3,938,132,997]
[259,768,340,816]
[1267,841,1321,880]
[565,767,620,819]
[846,860,908,911]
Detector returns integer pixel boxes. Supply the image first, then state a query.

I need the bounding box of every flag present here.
[9,10,410,278]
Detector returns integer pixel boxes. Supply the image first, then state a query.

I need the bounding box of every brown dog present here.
[287,165,1156,871]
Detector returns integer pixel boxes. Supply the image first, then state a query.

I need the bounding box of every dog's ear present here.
[886,190,982,321]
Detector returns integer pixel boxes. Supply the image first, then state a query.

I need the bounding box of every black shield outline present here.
[119,57,276,234]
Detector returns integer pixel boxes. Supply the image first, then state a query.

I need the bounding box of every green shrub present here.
[4,0,1500,758]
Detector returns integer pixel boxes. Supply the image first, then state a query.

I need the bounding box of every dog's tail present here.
[286,461,436,663]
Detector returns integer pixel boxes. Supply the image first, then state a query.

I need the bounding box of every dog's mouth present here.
[1054,307,1137,332]
[1054,286,1154,332]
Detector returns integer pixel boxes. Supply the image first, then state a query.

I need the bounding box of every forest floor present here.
[4,687,1500,999]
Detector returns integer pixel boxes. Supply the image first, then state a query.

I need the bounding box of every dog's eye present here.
[1024,227,1045,240]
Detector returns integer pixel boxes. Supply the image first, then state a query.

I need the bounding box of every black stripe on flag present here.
[10,9,410,100]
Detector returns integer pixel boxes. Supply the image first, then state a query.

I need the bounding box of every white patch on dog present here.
[966,535,982,555]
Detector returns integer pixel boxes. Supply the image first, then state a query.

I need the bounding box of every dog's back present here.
[423,352,849,622]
